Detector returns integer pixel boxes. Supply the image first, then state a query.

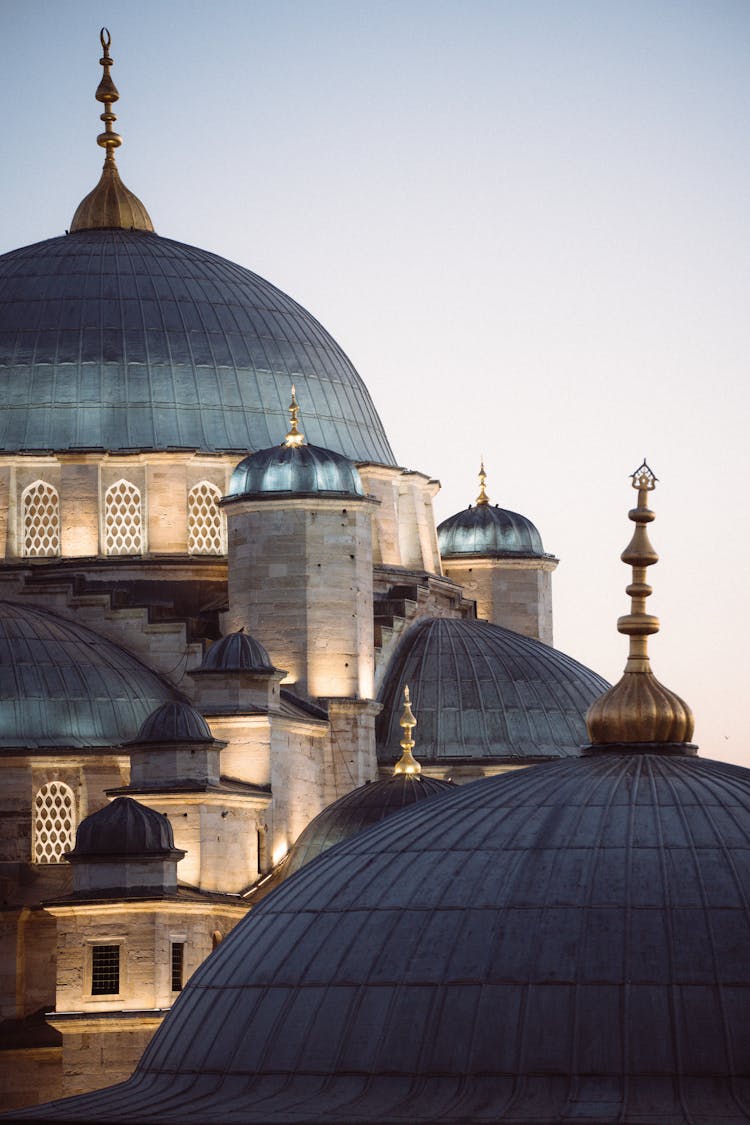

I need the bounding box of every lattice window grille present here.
[188,482,225,554]
[34,781,75,863]
[105,479,143,556]
[22,481,60,558]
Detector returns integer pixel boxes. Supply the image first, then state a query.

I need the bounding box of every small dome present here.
[438,502,545,558]
[282,774,455,880]
[133,701,213,744]
[68,797,176,859]
[0,600,181,750]
[46,751,750,1124]
[200,630,275,673]
[377,617,609,764]
[228,442,364,500]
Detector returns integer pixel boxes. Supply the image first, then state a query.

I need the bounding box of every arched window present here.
[187,482,225,555]
[33,781,76,863]
[22,480,60,558]
[104,479,143,555]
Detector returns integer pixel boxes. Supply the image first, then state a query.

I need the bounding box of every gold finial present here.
[586,461,694,747]
[283,385,306,448]
[393,685,422,775]
[476,457,490,506]
[70,29,154,233]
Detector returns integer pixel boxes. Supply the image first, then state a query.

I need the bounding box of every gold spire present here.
[283,385,306,448]
[393,685,422,775]
[476,457,490,506]
[586,461,694,746]
[70,29,154,234]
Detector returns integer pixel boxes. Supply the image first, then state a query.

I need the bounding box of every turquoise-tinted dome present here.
[377,618,609,764]
[228,443,364,499]
[438,503,546,558]
[0,231,394,463]
[0,600,180,749]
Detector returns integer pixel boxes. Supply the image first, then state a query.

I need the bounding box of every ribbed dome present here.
[32,751,750,1124]
[438,503,545,558]
[281,774,454,880]
[0,231,394,462]
[133,701,213,744]
[0,601,180,749]
[68,797,176,859]
[377,617,609,764]
[200,630,275,673]
[228,443,364,499]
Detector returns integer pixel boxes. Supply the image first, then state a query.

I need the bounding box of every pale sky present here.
[1,0,748,763]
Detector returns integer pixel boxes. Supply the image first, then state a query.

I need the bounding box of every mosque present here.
[0,30,611,1112]
[4,32,749,1125]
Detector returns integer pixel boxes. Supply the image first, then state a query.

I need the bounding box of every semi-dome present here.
[0,231,394,463]
[27,749,750,1124]
[67,796,177,859]
[280,773,454,880]
[132,701,213,745]
[228,442,364,499]
[377,617,609,764]
[200,630,275,673]
[438,502,545,558]
[0,601,181,750]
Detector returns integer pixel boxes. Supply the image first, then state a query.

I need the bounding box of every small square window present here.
[171,942,184,993]
[91,944,120,995]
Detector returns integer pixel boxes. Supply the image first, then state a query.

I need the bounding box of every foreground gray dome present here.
[0,601,180,749]
[437,503,545,558]
[228,443,364,499]
[0,231,394,462]
[377,618,609,764]
[20,750,750,1124]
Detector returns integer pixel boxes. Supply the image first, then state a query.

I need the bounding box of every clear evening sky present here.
[1,0,748,763]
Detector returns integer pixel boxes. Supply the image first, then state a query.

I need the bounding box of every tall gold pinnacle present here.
[283,385,306,448]
[586,461,694,747]
[393,685,422,775]
[70,29,154,233]
[476,458,490,506]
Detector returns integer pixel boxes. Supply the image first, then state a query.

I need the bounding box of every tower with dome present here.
[0,31,609,1109]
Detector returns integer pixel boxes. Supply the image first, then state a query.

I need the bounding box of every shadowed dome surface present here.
[0,600,180,749]
[377,618,609,764]
[19,751,750,1124]
[228,443,364,499]
[438,503,546,558]
[281,773,454,880]
[0,231,394,462]
[68,797,177,859]
[200,630,275,673]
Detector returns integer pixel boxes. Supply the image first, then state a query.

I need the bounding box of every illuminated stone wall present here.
[441,556,557,644]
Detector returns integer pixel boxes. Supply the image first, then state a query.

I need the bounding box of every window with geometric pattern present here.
[22,480,60,558]
[187,481,224,554]
[104,479,143,556]
[33,781,76,863]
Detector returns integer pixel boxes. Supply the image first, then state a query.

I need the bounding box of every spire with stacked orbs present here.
[586,461,695,748]
[70,28,154,233]
[393,686,422,775]
[476,458,490,506]
[283,385,306,448]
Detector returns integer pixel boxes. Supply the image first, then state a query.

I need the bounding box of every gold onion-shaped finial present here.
[70,29,154,233]
[586,461,694,746]
[476,457,490,506]
[393,685,422,775]
[283,385,306,448]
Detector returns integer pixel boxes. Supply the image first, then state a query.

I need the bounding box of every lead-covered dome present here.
[377,617,609,764]
[0,600,180,749]
[28,750,750,1124]
[67,797,177,859]
[228,442,364,499]
[438,503,545,558]
[0,231,394,462]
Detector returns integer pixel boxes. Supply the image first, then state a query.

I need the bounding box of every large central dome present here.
[0,230,395,462]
